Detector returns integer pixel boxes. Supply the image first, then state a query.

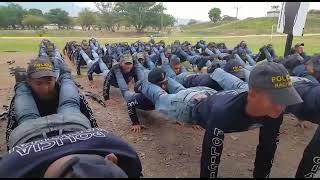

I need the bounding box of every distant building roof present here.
[267,10,280,14]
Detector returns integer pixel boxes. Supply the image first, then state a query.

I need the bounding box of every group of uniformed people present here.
[1,37,319,178]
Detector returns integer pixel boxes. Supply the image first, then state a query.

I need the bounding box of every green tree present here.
[22,15,48,29]
[149,13,176,31]
[95,2,120,32]
[208,8,221,23]
[0,5,9,29]
[27,8,43,16]
[45,8,70,29]
[162,14,176,28]
[4,3,26,29]
[67,16,76,29]
[114,2,166,33]
[78,8,97,30]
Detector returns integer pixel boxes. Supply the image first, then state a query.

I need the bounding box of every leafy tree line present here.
[0,3,73,30]
[0,2,176,32]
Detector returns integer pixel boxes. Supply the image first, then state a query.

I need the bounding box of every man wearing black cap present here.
[3,66,143,177]
[194,62,303,178]
[102,53,145,101]
[293,43,308,60]
[7,58,97,149]
[205,62,320,178]
[135,52,156,70]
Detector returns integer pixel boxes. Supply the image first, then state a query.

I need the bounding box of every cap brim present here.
[266,86,303,106]
[30,71,56,79]
[123,60,133,64]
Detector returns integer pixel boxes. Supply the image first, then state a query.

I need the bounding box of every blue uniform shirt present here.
[192,90,282,178]
[0,128,143,178]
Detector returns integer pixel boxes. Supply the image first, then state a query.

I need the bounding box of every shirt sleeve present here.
[200,109,227,178]
[127,93,155,126]
[87,62,98,81]
[79,95,98,128]
[253,116,282,178]
[6,97,18,151]
[127,97,140,126]
[103,70,113,100]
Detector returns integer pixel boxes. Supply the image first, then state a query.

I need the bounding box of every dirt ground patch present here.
[0,52,318,177]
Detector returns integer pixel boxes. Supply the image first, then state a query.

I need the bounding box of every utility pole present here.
[234,5,241,19]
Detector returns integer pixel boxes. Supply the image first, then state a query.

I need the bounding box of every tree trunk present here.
[136,25,144,33]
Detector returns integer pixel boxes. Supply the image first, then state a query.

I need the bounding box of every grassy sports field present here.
[1,34,319,57]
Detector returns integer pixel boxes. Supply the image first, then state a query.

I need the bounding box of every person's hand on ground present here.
[131,124,146,133]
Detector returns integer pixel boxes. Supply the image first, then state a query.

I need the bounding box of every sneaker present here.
[15,70,27,83]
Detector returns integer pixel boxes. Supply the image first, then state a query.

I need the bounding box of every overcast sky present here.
[76,2,320,21]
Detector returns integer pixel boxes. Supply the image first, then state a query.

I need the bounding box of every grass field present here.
[1,35,319,56]
[180,14,320,36]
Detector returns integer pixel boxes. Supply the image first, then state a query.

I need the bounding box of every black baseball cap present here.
[223,59,245,79]
[148,68,167,85]
[306,55,320,72]
[294,42,304,48]
[248,62,303,106]
[27,58,56,79]
[52,154,128,178]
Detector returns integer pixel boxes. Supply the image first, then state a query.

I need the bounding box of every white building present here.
[266,6,280,18]
[43,24,59,30]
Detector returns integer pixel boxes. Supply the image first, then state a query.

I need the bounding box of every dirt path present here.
[0,52,317,177]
